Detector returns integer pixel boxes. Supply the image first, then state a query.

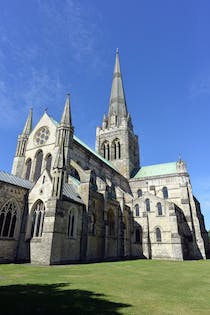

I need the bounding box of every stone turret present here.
[52,94,74,199]
[12,108,33,177]
[96,49,140,178]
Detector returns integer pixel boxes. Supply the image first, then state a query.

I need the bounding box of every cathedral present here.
[0,51,209,264]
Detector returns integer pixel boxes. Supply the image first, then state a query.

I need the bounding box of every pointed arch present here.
[101,141,110,160]
[137,189,142,198]
[157,202,163,216]
[156,227,162,242]
[30,200,45,238]
[67,208,78,238]
[135,204,140,217]
[111,138,121,160]
[145,198,150,212]
[34,150,43,181]
[25,158,32,180]
[0,199,19,238]
[162,186,168,199]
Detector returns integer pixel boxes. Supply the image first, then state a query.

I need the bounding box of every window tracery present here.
[0,200,18,238]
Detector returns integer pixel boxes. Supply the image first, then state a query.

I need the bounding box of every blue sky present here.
[0,0,210,229]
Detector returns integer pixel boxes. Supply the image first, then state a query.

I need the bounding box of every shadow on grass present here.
[0,283,131,315]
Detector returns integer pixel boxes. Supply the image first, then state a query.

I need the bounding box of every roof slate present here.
[63,183,83,204]
[0,170,34,189]
[133,162,177,179]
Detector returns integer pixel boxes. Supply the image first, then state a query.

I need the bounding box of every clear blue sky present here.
[0,0,210,229]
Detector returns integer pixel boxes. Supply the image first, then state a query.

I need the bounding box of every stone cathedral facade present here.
[0,51,209,264]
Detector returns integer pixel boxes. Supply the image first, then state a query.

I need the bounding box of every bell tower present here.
[96,50,140,178]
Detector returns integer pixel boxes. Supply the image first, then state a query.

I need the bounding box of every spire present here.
[22,108,33,135]
[108,49,128,125]
[61,93,72,125]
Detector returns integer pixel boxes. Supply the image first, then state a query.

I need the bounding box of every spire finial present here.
[22,107,33,135]
[60,92,72,125]
[116,48,119,54]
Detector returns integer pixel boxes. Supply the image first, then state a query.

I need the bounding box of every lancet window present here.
[34,150,43,181]
[0,200,18,238]
[31,201,45,238]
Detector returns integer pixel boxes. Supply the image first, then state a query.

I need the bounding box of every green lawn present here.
[0,260,210,315]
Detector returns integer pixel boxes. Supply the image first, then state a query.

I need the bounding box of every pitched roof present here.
[50,117,117,172]
[133,162,177,179]
[0,170,34,189]
[63,183,83,204]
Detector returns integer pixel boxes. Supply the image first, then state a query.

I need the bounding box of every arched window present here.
[145,198,150,212]
[0,200,18,238]
[157,202,162,216]
[25,158,32,180]
[45,154,52,172]
[137,189,142,198]
[67,210,77,238]
[107,209,115,236]
[135,204,139,217]
[135,226,142,244]
[162,186,168,199]
[156,228,162,242]
[112,139,121,160]
[102,141,110,160]
[31,201,45,238]
[34,150,43,181]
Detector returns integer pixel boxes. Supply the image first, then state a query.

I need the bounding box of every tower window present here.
[162,187,168,199]
[102,142,110,160]
[31,201,45,238]
[112,139,121,160]
[156,228,162,242]
[0,199,18,238]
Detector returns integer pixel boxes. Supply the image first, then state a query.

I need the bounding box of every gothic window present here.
[34,150,43,181]
[0,200,18,238]
[107,209,115,236]
[157,202,163,216]
[25,158,32,180]
[31,201,45,238]
[145,198,150,212]
[156,228,162,242]
[162,187,168,199]
[137,189,142,198]
[112,139,121,160]
[102,141,110,160]
[67,209,77,238]
[45,154,52,172]
[135,204,140,217]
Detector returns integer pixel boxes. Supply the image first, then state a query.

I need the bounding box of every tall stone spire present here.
[61,93,72,125]
[108,49,128,127]
[22,108,33,135]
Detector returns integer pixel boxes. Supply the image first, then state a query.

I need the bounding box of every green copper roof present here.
[133,162,177,179]
[73,135,117,171]
[50,117,116,171]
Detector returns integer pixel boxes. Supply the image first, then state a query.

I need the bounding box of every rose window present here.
[34,127,50,146]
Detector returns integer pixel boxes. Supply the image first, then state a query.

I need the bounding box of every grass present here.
[0,260,210,314]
